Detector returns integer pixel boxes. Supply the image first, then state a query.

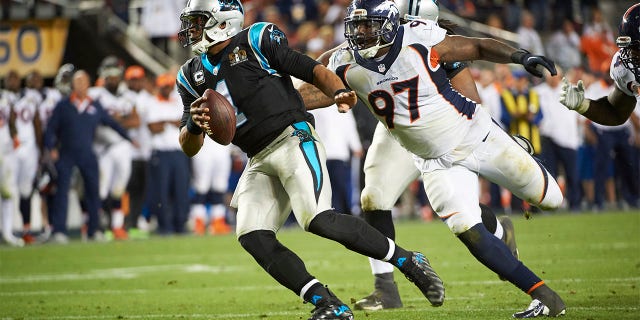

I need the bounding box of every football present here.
[201,88,236,145]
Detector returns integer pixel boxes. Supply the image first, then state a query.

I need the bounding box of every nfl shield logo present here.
[378,64,386,73]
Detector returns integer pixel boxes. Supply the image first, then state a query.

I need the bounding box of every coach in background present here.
[44,70,131,243]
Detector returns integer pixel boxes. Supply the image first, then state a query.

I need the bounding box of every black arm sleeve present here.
[259,23,320,84]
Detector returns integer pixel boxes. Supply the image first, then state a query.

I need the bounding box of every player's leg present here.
[189,143,213,235]
[16,146,38,243]
[208,143,232,235]
[233,150,353,319]
[357,124,418,310]
[108,142,132,239]
[79,154,102,239]
[0,154,23,246]
[277,122,444,307]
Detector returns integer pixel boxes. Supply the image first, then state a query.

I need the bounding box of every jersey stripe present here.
[410,44,476,119]
[177,68,199,98]
[201,53,221,76]
[292,121,323,200]
[248,22,277,75]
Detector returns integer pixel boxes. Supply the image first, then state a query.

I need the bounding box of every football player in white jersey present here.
[12,71,44,244]
[88,58,137,240]
[324,0,565,317]
[560,3,640,126]
[189,138,233,236]
[0,70,24,247]
[299,0,529,312]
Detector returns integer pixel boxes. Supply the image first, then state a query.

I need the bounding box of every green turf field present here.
[1,211,639,319]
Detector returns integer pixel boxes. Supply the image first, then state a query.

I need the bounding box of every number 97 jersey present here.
[328,19,491,159]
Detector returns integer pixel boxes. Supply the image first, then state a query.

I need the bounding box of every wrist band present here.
[575,99,590,114]
[334,88,350,96]
[186,116,203,135]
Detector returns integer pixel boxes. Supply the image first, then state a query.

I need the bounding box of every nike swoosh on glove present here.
[559,77,589,114]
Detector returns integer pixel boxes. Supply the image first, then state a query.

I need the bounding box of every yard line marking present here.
[0,264,246,284]
[2,306,639,320]
[1,276,638,296]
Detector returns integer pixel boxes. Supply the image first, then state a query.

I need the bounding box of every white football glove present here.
[559,77,589,114]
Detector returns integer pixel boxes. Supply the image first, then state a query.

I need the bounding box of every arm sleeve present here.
[257,23,320,84]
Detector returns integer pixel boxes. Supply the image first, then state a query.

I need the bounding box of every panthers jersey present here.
[610,50,640,97]
[329,19,489,159]
[177,22,319,157]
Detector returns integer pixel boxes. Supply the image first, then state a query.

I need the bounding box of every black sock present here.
[362,210,395,239]
[389,245,413,270]
[458,224,541,292]
[303,282,332,305]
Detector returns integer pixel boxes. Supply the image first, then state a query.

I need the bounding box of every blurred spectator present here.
[276,0,318,28]
[536,68,581,211]
[44,70,131,243]
[140,0,183,56]
[310,106,362,215]
[525,0,548,31]
[546,19,583,71]
[189,139,233,236]
[584,71,639,210]
[580,6,617,74]
[500,70,543,154]
[517,10,545,56]
[143,73,190,234]
[122,66,153,234]
[476,68,503,128]
[0,70,23,247]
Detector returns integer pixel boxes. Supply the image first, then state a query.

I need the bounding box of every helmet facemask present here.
[345,12,398,59]
[617,36,640,82]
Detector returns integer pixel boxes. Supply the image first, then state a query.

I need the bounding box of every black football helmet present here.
[616,3,640,81]
[344,0,400,59]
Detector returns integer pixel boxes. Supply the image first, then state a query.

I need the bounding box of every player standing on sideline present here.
[188,138,233,236]
[89,57,138,240]
[12,71,44,245]
[177,1,445,319]
[560,3,640,126]
[0,70,24,247]
[297,0,521,311]
[321,0,566,317]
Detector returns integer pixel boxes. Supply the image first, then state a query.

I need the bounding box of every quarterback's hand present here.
[186,96,210,135]
[335,90,357,113]
[511,49,557,78]
[559,77,589,114]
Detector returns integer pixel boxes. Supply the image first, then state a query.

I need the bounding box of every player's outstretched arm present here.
[560,77,636,126]
[311,64,357,113]
[435,35,556,77]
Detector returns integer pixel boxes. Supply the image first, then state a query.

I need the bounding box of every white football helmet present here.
[395,0,439,22]
[178,0,244,55]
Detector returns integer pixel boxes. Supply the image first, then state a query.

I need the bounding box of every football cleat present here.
[400,252,445,307]
[308,297,354,320]
[513,299,566,318]
[353,287,403,311]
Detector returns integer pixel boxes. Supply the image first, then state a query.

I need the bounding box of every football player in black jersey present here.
[176,1,445,319]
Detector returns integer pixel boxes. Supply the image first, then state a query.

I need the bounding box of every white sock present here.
[211,204,226,219]
[368,257,395,275]
[111,209,125,229]
[190,204,207,220]
[2,199,14,239]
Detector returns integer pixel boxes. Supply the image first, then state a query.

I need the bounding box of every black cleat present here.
[399,252,445,307]
[308,293,354,320]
